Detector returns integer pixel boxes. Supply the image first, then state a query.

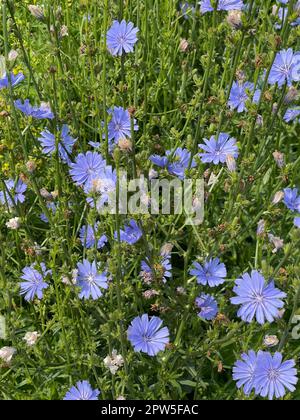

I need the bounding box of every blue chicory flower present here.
[107,20,139,56]
[63,380,100,400]
[233,350,298,400]
[20,263,51,301]
[190,257,227,287]
[69,151,106,187]
[150,147,196,179]
[199,132,239,164]
[230,270,286,324]
[0,179,27,207]
[268,48,300,87]
[195,293,218,320]
[127,314,170,356]
[76,260,108,300]
[228,81,261,113]
[200,0,244,14]
[0,71,24,89]
[79,223,107,249]
[38,125,76,164]
[14,99,54,119]
[283,187,300,212]
[115,219,142,245]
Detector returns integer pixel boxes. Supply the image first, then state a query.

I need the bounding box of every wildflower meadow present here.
[1,0,300,402]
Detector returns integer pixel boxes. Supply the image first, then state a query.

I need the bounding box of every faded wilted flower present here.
[26,160,37,173]
[273,151,285,168]
[28,5,44,20]
[6,217,21,230]
[285,86,299,104]
[179,39,189,52]
[272,191,284,204]
[103,349,124,375]
[8,50,18,61]
[268,234,284,253]
[227,10,242,29]
[226,154,237,172]
[118,138,133,152]
[0,346,16,365]
[263,335,279,348]
[23,331,40,347]
[257,219,265,236]
[176,287,186,295]
[143,289,159,299]
[60,25,69,37]
[160,243,173,256]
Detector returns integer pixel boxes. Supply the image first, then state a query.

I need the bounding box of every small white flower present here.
[104,349,124,375]
[23,331,40,347]
[6,217,21,230]
[0,346,16,365]
[116,395,126,400]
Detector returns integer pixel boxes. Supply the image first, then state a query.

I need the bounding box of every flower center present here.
[86,274,95,284]
[253,292,264,303]
[268,368,279,381]
[142,334,151,342]
[118,36,125,45]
